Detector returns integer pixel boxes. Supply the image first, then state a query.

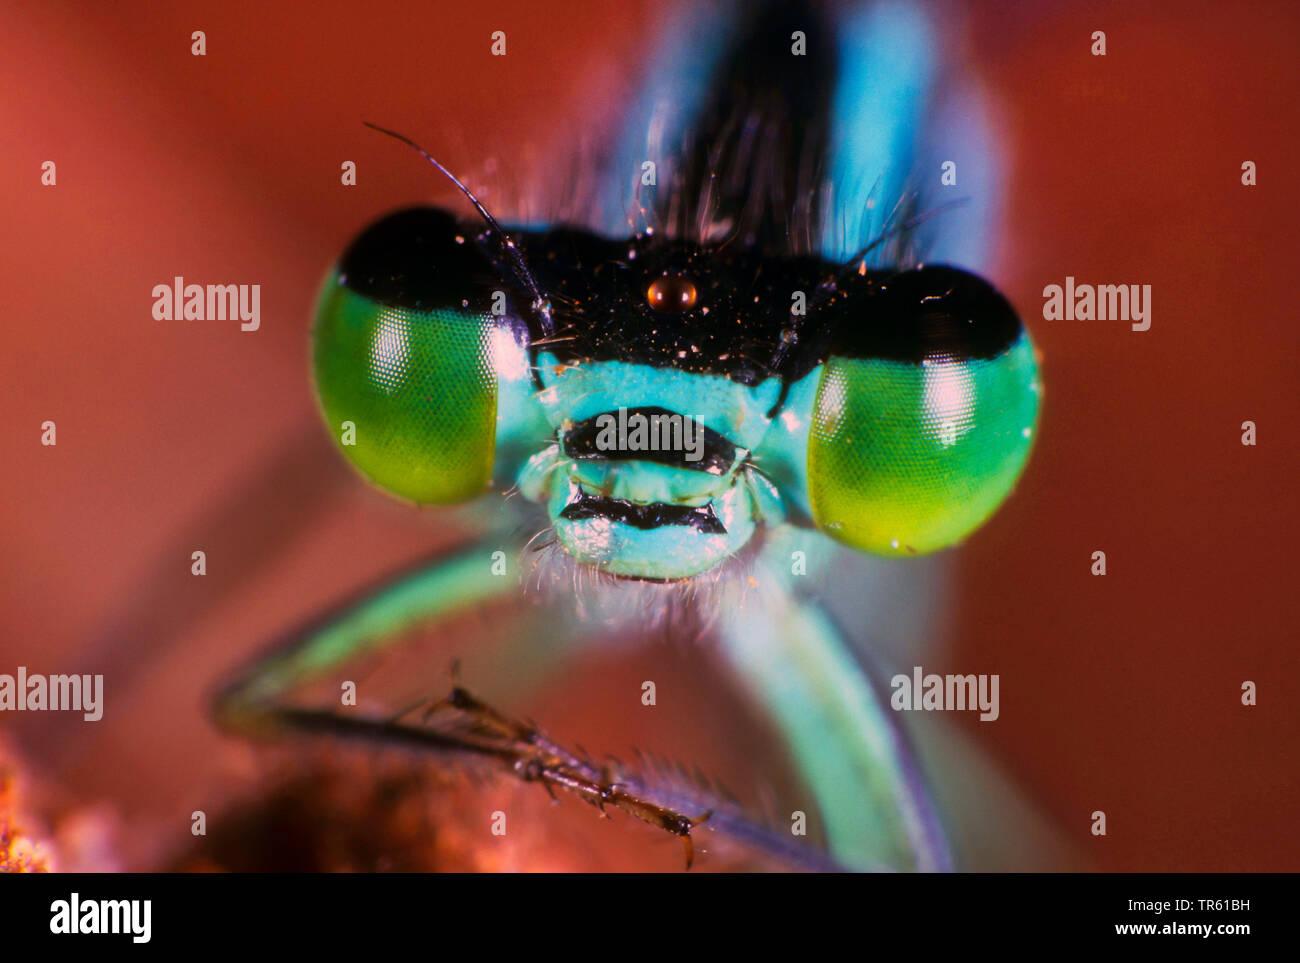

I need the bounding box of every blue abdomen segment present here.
[587,0,1002,268]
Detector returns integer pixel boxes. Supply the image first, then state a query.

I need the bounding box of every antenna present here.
[363,121,554,336]
[840,196,971,273]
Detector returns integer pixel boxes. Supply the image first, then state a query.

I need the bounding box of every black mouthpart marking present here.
[561,407,740,475]
[558,492,727,536]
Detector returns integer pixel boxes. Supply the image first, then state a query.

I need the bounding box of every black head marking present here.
[826,265,1024,364]
[335,209,1024,396]
[337,208,497,309]
[514,228,1024,384]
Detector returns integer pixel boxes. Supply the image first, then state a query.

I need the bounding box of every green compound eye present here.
[312,208,529,504]
[314,287,497,503]
[807,266,1041,556]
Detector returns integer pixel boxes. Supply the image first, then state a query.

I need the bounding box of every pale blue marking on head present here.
[533,353,781,452]
[751,367,821,520]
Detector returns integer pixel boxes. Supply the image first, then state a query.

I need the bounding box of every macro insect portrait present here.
[3,0,1296,943]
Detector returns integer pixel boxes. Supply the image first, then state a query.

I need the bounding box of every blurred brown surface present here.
[1,0,1296,870]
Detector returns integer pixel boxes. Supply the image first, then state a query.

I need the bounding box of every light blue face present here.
[517,356,788,579]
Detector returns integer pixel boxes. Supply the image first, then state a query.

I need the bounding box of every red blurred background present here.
[1,0,1296,871]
